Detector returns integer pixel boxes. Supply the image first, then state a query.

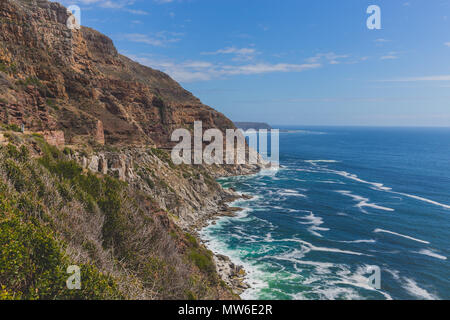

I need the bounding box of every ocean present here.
[200,127,450,300]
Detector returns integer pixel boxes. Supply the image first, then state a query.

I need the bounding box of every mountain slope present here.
[0,0,260,300]
[0,0,235,147]
[0,134,236,299]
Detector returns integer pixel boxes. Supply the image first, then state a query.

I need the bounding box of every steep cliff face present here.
[0,0,235,147]
[0,0,265,230]
[0,0,262,300]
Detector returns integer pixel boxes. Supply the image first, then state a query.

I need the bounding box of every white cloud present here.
[122,31,183,46]
[59,0,134,9]
[378,75,450,82]
[58,0,148,14]
[374,38,390,43]
[380,51,399,60]
[445,42,450,47]
[202,47,257,56]
[126,9,149,15]
[380,55,398,60]
[201,46,259,61]
[306,52,350,65]
[127,55,321,83]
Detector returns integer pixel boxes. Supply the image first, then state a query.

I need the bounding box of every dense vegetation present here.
[0,130,230,300]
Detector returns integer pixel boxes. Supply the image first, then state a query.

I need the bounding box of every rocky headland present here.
[0,0,265,299]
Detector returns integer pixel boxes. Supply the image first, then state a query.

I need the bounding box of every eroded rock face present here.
[0,0,267,231]
[0,0,236,147]
[69,147,258,230]
[38,130,65,147]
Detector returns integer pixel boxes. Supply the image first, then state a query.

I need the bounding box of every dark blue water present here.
[200,127,450,300]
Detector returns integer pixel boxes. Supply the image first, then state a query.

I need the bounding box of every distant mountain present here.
[234,122,272,131]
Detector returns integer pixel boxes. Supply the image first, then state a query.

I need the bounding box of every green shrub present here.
[183,172,191,179]
[151,148,176,169]
[4,144,29,162]
[0,62,17,75]
[4,124,21,132]
[0,138,225,300]
[39,158,82,180]
[185,233,198,247]
[98,177,128,250]
[46,99,59,110]
[188,248,215,274]
[0,195,121,300]
[16,76,42,88]
[185,290,197,300]
[62,147,73,156]
[0,62,7,73]
[2,159,26,192]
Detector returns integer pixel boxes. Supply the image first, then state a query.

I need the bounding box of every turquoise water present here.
[200,127,450,300]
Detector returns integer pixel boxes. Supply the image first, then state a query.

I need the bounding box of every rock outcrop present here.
[0,0,236,147]
[69,147,258,231]
[0,0,264,298]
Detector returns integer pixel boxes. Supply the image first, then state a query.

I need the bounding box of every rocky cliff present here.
[0,0,235,147]
[0,0,262,300]
[0,0,265,228]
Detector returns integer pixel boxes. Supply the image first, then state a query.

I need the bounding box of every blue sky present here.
[59,0,450,126]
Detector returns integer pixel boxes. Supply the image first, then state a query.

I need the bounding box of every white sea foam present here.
[316,180,346,184]
[278,188,308,198]
[403,278,439,300]
[204,157,447,300]
[308,244,369,256]
[385,269,401,280]
[274,256,392,300]
[337,239,377,244]
[385,270,440,300]
[336,190,395,213]
[200,225,269,300]
[298,212,330,237]
[266,237,369,256]
[391,192,450,210]
[288,238,369,256]
[294,168,321,173]
[305,160,340,167]
[283,189,302,193]
[312,287,363,300]
[415,249,447,261]
[373,228,430,244]
[326,168,450,210]
[257,166,281,176]
[333,265,393,300]
[328,170,393,191]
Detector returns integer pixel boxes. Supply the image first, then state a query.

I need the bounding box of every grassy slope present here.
[0,128,234,300]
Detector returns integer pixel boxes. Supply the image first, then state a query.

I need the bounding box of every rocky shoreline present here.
[195,189,255,297]
[69,145,264,298]
[68,145,262,297]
